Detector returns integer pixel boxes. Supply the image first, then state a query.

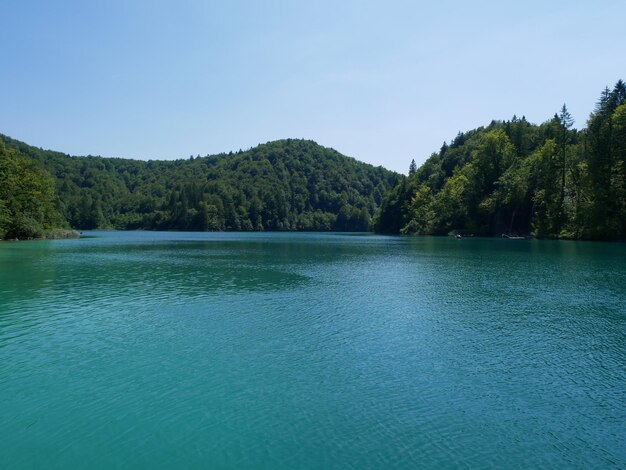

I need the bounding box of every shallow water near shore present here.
[1,231,624,469]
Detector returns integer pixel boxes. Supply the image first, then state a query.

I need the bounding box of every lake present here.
[0,232,624,469]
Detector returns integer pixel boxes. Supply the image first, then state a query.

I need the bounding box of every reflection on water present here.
[0,232,624,469]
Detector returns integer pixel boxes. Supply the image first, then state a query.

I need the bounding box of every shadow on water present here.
[0,233,385,339]
[0,239,315,308]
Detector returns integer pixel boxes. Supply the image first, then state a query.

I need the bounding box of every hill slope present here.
[0,137,399,233]
[375,80,626,240]
[0,140,67,239]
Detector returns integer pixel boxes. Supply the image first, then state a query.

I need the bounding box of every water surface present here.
[1,232,624,468]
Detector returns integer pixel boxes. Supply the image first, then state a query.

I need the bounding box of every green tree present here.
[0,143,65,239]
[557,104,574,210]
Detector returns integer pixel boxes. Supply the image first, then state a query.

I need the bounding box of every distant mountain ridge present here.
[0,135,400,237]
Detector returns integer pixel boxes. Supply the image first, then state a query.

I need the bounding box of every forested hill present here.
[0,137,399,234]
[375,80,626,240]
[0,139,67,239]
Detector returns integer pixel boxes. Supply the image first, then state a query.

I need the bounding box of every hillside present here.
[0,140,67,239]
[0,137,399,235]
[375,80,626,240]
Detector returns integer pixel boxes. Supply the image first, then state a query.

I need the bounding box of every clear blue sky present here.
[1,0,624,173]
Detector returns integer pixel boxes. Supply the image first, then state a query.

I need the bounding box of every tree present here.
[402,183,434,234]
[557,105,574,199]
[0,143,65,239]
[549,104,575,232]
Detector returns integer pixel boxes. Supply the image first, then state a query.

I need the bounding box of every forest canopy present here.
[0,137,398,237]
[374,80,626,240]
[0,140,66,239]
[2,80,624,241]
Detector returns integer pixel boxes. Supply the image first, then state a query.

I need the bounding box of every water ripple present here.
[0,233,624,469]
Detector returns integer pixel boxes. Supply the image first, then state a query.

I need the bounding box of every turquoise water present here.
[0,232,624,469]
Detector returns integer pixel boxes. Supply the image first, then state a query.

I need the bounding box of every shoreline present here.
[1,229,80,242]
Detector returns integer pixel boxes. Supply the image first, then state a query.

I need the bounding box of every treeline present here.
[0,137,398,236]
[375,80,626,240]
[3,80,624,241]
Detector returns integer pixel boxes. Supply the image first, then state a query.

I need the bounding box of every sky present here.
[1,0,625,173]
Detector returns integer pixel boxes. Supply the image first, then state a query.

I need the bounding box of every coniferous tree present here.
[375,80,626,240]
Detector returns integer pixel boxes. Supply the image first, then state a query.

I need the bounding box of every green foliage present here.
[0,137,398,234]
[0,142,65,239]
[376,80,626,240]
[401,184,434,235]
[4,81,623,240]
